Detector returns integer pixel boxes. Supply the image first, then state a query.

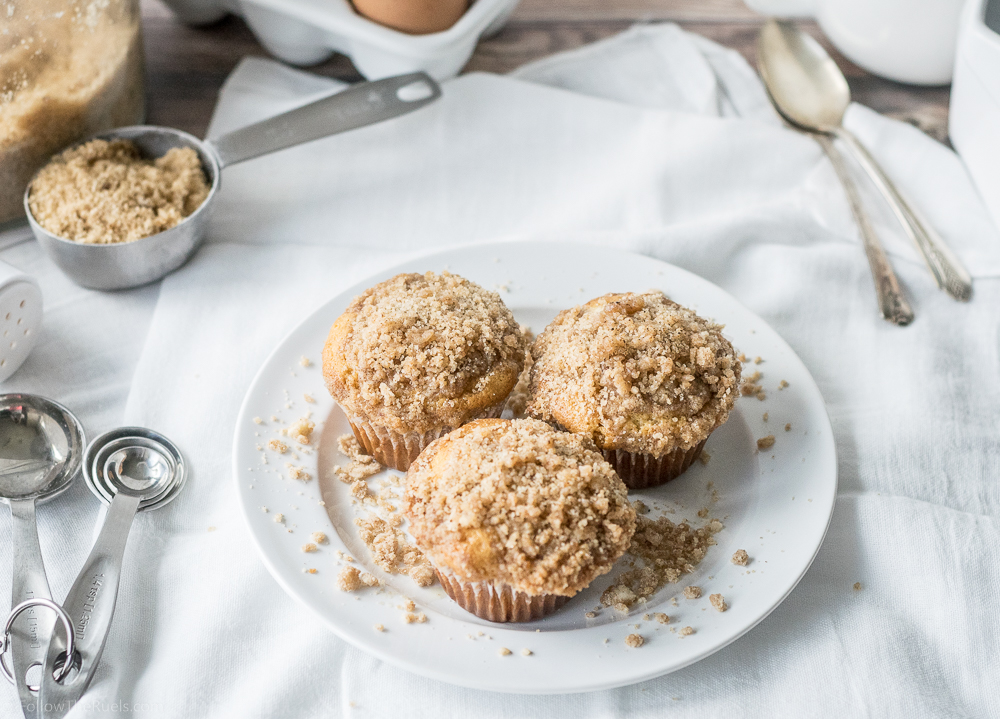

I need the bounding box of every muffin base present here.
[347,401,506,471]
[603,439,707,490]
[435,569,571,623]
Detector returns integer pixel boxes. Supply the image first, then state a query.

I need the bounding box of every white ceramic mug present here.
[744,0,966,85]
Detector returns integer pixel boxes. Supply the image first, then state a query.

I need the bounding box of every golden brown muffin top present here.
[526,292,740,456]
[405,418,635,597]
[323,272,525,434]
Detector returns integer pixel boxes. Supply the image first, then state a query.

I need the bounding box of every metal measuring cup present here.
[0,395,85,719]
[38,427,185,719]
[25,72,442,291]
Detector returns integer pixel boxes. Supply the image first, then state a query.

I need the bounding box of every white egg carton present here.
[160,0,519,79]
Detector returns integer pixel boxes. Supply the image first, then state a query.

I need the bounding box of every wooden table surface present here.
[141,0,951,143]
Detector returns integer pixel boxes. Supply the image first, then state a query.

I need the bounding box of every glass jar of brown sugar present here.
[0,0,145,225]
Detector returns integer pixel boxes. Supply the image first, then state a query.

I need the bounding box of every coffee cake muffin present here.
[527,291,740,489]
[323,272,526,470]
[405,418,636,622]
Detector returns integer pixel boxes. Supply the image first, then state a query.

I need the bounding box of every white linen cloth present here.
[1,23,998,718]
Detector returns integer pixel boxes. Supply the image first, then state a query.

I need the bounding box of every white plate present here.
[232,241,837,694]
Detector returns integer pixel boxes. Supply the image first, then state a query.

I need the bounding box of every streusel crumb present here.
[601,514,722,609]
[756,435,775,450]
[406,418,635,597]
[337,567,363,592]
[323,272,526,434]
[301,543,317,553]
[354,515,434,587]
[527,292,740,456]
[731,549,749,566]
[504,326,535,418]
[268,439,288,454]
[710,593,727,611]
[499,647,512,656]
[521,648,532,656]
[286,464,311,481]
[680,626,695,636]
[287,417,315,445]
[625,634,644,648]
[683,586,702,599]
[654,613,669,624]
[785,423,792,432]
[311,532,328,544]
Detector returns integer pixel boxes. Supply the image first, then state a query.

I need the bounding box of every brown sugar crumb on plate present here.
[499,647,512,656]
[267,439,288,453]
[625,634,644,648]
[709,593,728,612]
[680,626,695,637]
[654,613,670,624]
[731,549,750,566]
[853,582,862,591]
[683,586,702,599]
[756,435,775,450]
[337,567,363,592]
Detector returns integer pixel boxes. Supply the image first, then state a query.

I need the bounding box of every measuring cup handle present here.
[39,492,141,719]
[205,72,442,169]
[9,498,53,719]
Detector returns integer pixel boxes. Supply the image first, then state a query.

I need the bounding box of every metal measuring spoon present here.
[25,72,442,291]
[757,19,973,303]
[38,428,185,719]
[0,395,84,719]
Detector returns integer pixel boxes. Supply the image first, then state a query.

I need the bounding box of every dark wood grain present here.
[141,0,950,142]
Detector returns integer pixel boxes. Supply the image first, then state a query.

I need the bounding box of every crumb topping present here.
[405,418,635,596]
[683,586,702,599]
[505,326,535,418]
[757,435,775,450]
[600,513,722,609]
[323,272,526,433]
[709,593,727,612]
[527,292,740,456]
[731,549,749,566]
[625,634,644,648]
[337,567,363,592]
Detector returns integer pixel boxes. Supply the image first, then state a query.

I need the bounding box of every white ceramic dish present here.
[160,0,519,79]
[232,241,837,694]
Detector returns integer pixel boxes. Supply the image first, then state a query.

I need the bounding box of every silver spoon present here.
[25,72,441,291]
[0,395,84,719]
[756,27,913,325]
[757,19,973,303]
[38,428,185,719]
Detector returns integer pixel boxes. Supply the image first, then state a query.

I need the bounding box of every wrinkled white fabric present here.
[0,23,997,718]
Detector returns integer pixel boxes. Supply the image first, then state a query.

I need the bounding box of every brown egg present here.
[352,0,469,34]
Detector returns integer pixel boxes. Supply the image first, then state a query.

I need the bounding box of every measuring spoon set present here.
[0,394,186,719]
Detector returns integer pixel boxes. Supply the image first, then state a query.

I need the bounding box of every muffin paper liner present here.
[347,400,506,471]
[435,568,571,623]
[603,438,708,490]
